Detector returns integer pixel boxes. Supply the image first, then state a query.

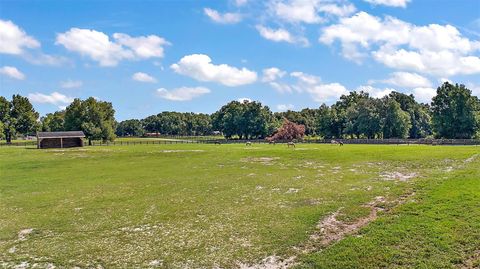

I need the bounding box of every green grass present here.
[0,144,478,268]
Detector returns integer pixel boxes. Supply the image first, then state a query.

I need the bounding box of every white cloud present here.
[235,0,248,6]
[238,97,252,103]
[156,87,210,101]
[0,66,25,80]
[113,33,170,58]
[319,12,480,76]
[269,81,294,93]
[23,53,69,66]
[277,104,294,111]
[262,67,286,82]
[356,85,394,98]
[0,20,40,55]
[60,80,83,89]
[256,25,309,46]
[375,72,432,88]
[271,0,356,24]
[411,87,436,103]
[171,54,257,87]
[56,28,169,66]
[204,8,242,24]
[290,71,348,102]
[363,0,410,8]
[28,92,74,106]
[132,72,157,83]
[307,82,349,102]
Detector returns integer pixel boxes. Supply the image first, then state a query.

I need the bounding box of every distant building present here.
[37,131,85,149]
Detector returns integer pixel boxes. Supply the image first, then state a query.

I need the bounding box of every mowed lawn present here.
[0,144,479,268]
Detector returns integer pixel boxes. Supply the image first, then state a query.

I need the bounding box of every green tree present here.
[11,94,39,136]
[64,97,116,145]
[212,100,275,139]
[41,111,65,132]
[116,119,144,137]
[382,98,412,138]
[431,82,478,139]
[0,95,39,143]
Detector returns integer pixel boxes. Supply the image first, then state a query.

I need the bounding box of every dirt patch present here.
[465,154,479,164]
[242,157,280,166]
[459,250,480,269]
[159,150,205,153]
[18,228,34,241]
[380,172,417,181]
[306,196,385,250]
[238,255,296,269]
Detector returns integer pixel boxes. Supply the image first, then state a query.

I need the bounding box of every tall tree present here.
[382,98,412,139]
[41,111,65,132]
[116,119,144,137]
[0,95,39,143]
[431,82,478,139]
[64,97,116,144]
[10,94,39,136]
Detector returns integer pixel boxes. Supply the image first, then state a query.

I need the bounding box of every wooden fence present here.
[1,138,479,147]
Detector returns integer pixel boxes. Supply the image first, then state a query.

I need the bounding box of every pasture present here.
[0,144,479,268]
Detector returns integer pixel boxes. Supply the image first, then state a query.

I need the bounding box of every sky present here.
[0,0,479,120]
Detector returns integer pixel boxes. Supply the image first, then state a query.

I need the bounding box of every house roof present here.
[37,131,85,138]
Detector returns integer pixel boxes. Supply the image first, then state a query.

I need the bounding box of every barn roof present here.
[37,131,85,138]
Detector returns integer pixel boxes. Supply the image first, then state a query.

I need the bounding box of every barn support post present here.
[60,138,63,148]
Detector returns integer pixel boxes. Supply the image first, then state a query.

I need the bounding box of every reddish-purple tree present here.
[268,118,305,141]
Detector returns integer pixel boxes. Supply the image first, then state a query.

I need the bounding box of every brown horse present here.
[287,141,295,148]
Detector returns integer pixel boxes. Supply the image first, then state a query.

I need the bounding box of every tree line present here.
[1,82,479,143]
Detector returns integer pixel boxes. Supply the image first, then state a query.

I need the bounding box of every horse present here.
[287,141,295,148]
[246,141,252,146]
[214,141,221,145]
[269,141,276,145]
[331,140,344,146]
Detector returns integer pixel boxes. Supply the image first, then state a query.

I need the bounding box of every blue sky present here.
[1,0,479,120]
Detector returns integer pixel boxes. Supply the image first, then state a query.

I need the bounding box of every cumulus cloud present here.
[0,20,40,55]
[363,0,410,8]
[256,25,309,46]
[60,80,83,89]
[235,0,248,6]
[170,54,257,87]
[271,0,356,24]
[411,87,436,104]
[238,97,252,103]
[204,8,242,24]
[0,66,25,80]
[277,104,294,111]
[113,33,170,58]
[156,86,210,101]
[56,28,169,66]
[273,71,349,102]
[319,11,480,76]
[356,85,394,98]
[262,67,287,82]
[372,72,432,88]
[132,72,157,83]
[28,92,74,107]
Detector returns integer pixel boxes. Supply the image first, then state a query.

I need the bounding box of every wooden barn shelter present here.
[37,131,85,149]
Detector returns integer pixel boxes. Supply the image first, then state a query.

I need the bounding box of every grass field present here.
[0,144,479,268]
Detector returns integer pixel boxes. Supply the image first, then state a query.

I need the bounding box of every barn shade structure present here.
[37,131,85,149]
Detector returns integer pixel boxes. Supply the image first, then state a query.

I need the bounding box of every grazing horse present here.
[246,141,252,146]
[331,140,344,146]
[287,141,296,148]
[269,140,276,145]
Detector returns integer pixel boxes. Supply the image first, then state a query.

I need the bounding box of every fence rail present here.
[1,138,479,147]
